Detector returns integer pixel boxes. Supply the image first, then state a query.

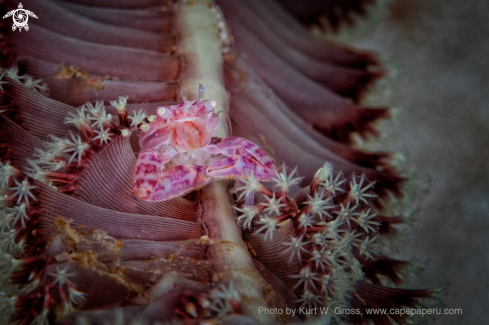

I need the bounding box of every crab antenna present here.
[180,89,188,102]
[198,83,205,101]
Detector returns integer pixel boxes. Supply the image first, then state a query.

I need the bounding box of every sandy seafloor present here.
[342,0,489,323]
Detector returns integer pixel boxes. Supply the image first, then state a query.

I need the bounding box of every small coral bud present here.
[110,96,128,111]
[315,162,333,181]
[185,302,198,318]
[199,235,210,245]
[139,123,150,133]
[120,129,130,137]
[147,115,157,123]
[312,162,346,196]
[197,295,211,309]
[111,96,129,127]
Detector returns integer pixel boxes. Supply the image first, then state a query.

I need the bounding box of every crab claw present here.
[134,147,212,201]
[141,164,211,202]
[206,137,278,181]
[134,148,175,200]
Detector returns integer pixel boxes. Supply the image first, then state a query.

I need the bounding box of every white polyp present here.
[0,161,17,189]
[64,108,88,128]
[85,102,103,116]
[209,99,218,108]
[8,178,37,207]
[62,132,90,166]
[235,205,260,230]
[298,213,316,231]
[271,165,302,193]
[91,108,112,129]
[147,115,157,123]
[234,172,264,200]
[120,129,130,137]
[254,215,279,240]
[10,203,29,229]
[140,123,150,133]
[282,235,311,264]
[68,287,86,305]
[334,202,359,228]
[291,265,320,290]
[315,162,334,181]
[110,96,128,111]
[92,128,112,145]
[349,174,377,204]
[0,66,48,95]
[260,193,286,216]
[128,110,148,127]
[48,265,75,287]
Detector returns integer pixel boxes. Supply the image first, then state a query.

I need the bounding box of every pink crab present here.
[133,86,279,202]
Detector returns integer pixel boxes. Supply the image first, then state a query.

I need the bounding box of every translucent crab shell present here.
[139,99,221,153]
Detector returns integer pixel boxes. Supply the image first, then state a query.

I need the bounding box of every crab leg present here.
[206,137,278,180]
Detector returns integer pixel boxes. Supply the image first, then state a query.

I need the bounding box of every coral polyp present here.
[234,164,382,309]
[0,0,442,324]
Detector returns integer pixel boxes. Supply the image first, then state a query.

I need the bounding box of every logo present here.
[2,3,38,32]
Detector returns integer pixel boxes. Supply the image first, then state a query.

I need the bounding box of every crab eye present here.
[157,107,166,117]
[157,107,173,119]
[209,100,217,108]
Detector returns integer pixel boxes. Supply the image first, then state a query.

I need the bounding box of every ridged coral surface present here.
[0,0,444,324]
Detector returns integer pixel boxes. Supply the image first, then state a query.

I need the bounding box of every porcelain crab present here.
[133,86,278,202]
